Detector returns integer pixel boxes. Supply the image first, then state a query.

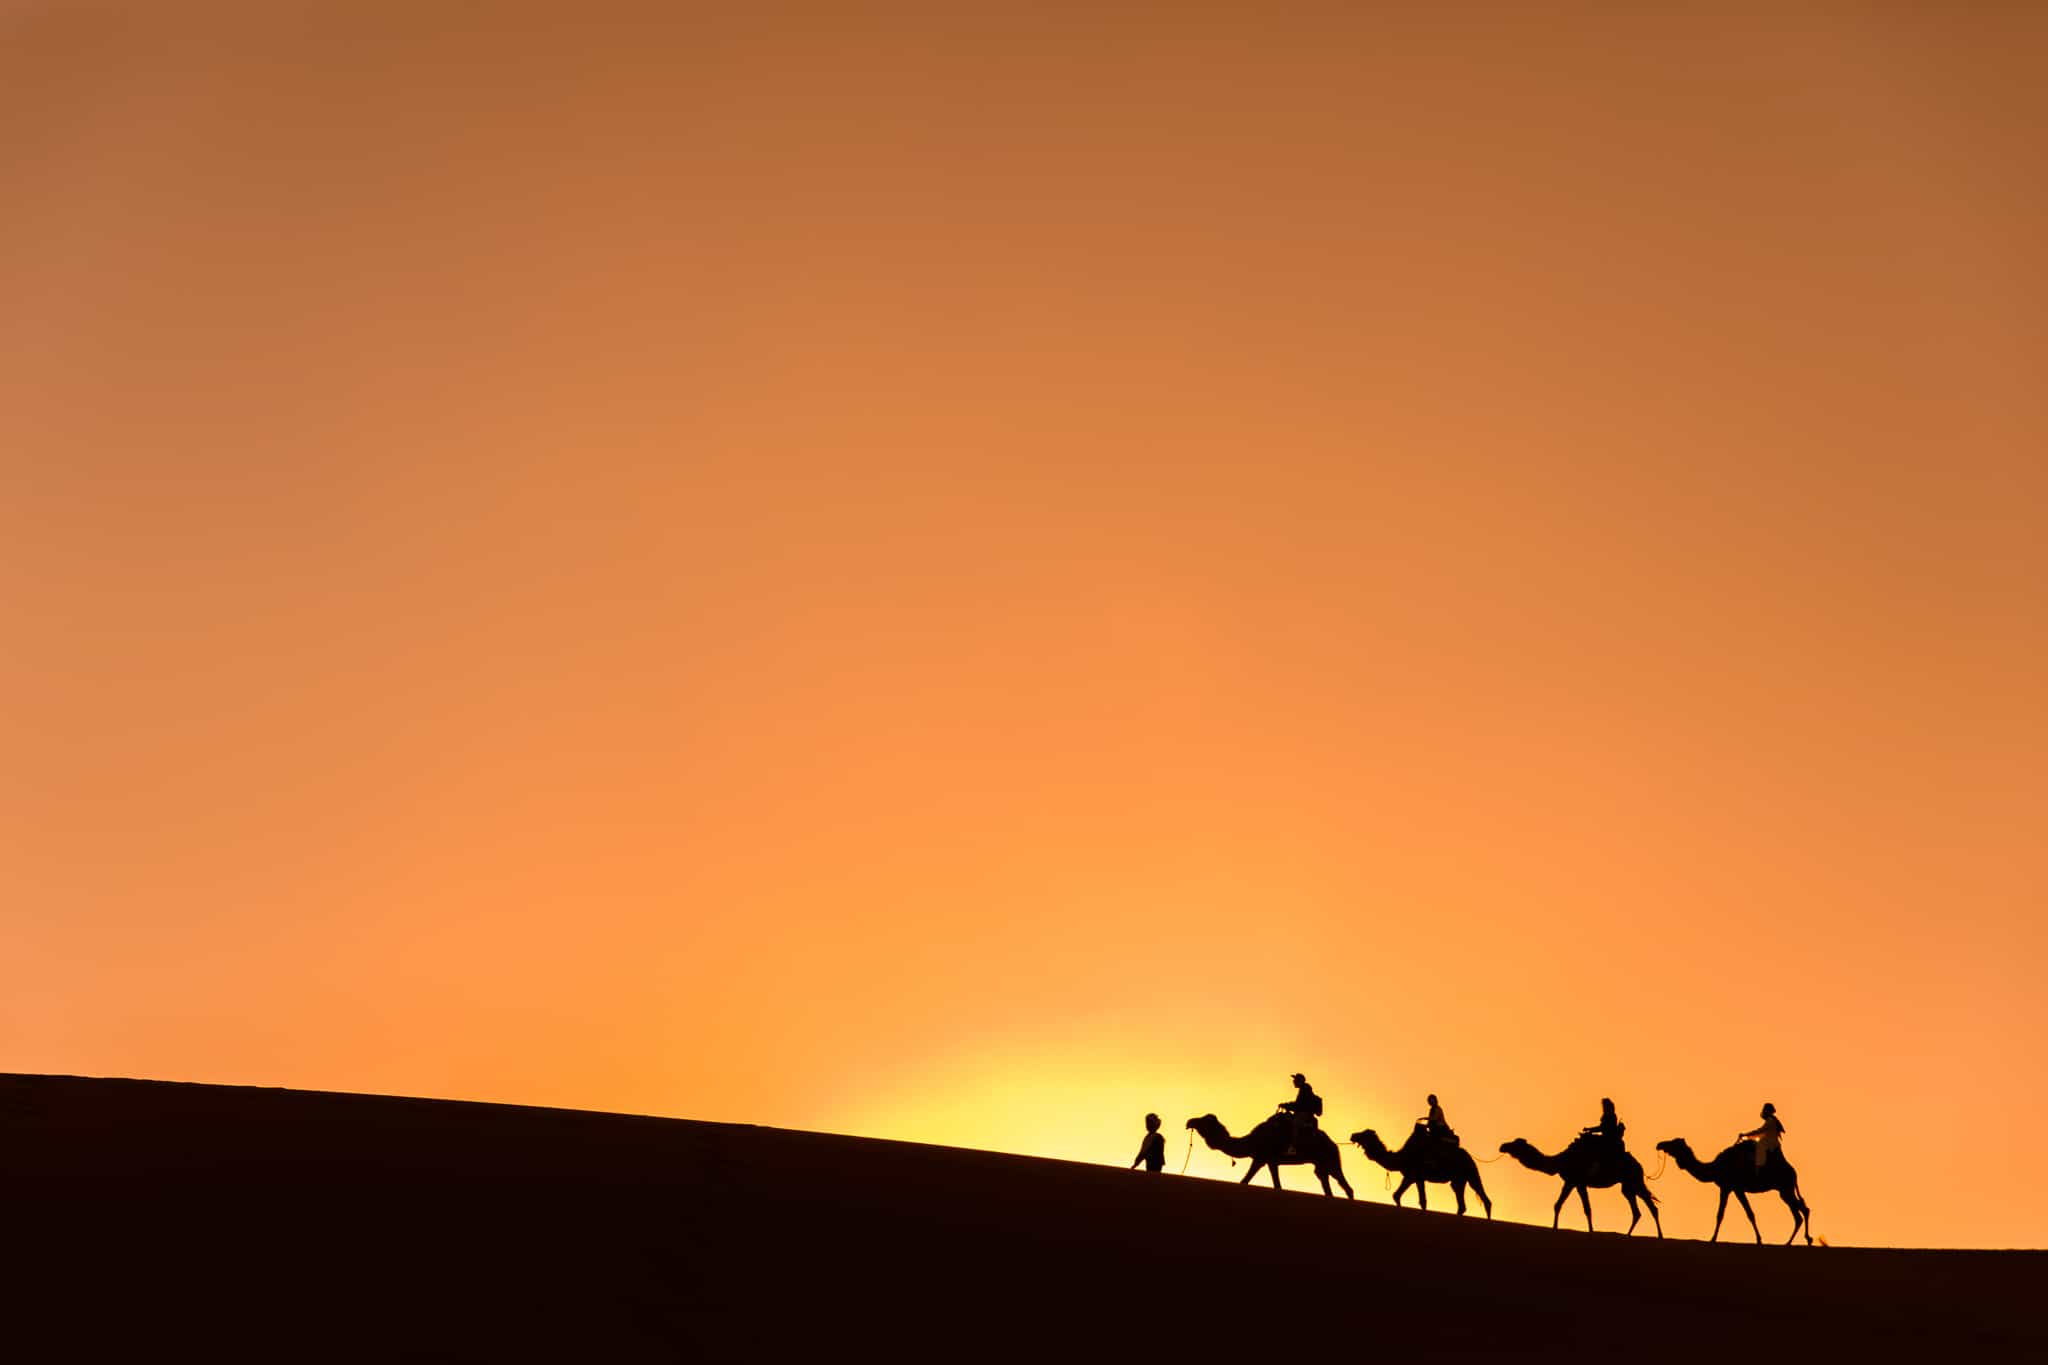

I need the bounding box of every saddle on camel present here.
[1411,1119,1459,1151]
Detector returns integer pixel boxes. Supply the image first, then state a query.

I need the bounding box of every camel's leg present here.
[1623,1190,1641,1236]
[1268,1163,1283,1190]
[1317,1170,1332,1197]
[1778,1189,1804,1244]
[1452,1181,1466,1216]
[1240,1160,1262,1186]
[1646,1191,1663,1239]
[1734,1189,1761,1244]
[1335,1167,1354,1200]
[1393,1176,1414,1207]
[1712,1188,1729,1241]
[1473,1172,1492,1219]
[1551,1183,1569,1229]
[1416,1180,1428,1211]
[1576,1184,1594,1232]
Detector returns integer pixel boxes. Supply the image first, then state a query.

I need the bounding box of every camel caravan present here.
[1171,1075,1813,1245]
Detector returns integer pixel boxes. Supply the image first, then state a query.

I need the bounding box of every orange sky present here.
[4,4,2042,1248]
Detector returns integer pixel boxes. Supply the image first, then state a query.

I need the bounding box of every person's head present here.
[1291,1073,1307,1087]
[1601,1097,1616,1114]
[1427,1093,1438,1106]
[1761,1102,1775,1117]
[1145,1113,1160,1132]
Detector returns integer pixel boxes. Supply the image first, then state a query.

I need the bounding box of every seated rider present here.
[1580,1097,1624,1159]
[1279,1072,1323,1147]
[1738,1102,1785,1173]
[1420,1093,1459,1147]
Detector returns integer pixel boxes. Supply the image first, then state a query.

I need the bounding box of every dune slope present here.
[2,1074,2037,1361]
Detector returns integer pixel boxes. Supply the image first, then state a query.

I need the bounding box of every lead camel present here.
[1186,1113,1355,1197]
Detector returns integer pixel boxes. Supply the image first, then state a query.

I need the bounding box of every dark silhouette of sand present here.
[3,1074,2039,1361]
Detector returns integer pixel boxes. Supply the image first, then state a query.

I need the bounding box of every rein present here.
[1359,1133,1509,1168]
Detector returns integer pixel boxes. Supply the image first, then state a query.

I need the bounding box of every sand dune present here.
[3,1074,2037,1361]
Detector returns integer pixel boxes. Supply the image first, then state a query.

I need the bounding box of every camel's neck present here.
[1512,1144,1566,1175]
[1196,1123,1253,1159]
[1667,1144,1718,1183]
[1362,1135,1399,1171]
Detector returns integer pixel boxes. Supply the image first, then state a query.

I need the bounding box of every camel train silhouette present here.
[1182,1098,1811,1243]
[1655,1137,1814,1245]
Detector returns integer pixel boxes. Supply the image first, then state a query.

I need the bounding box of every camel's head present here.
[1348,1129,1374,1150]
[1655,1138,1691,1158]
[1499,1138,1531,1156]
[1186,1114,1218,1132]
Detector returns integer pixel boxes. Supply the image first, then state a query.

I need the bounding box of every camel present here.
[1655,1138,1813,1245]
[1498,1135,1662,1236]
[1186,1113,1354,1198]
[1350,1124,1492,1217]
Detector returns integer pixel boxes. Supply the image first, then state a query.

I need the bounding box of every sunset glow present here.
[5,4,2042,1248]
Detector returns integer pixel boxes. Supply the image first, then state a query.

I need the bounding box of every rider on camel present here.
[1421,1093,1459,1147]
[1280,1072,1322,1150]
[1738,1102,1785,1172]
[1580,1097,1624,1160]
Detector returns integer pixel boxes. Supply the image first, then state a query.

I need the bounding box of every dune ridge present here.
[3,1074,2038,1361]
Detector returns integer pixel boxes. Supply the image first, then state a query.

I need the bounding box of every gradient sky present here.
[5,4,2042,1248]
